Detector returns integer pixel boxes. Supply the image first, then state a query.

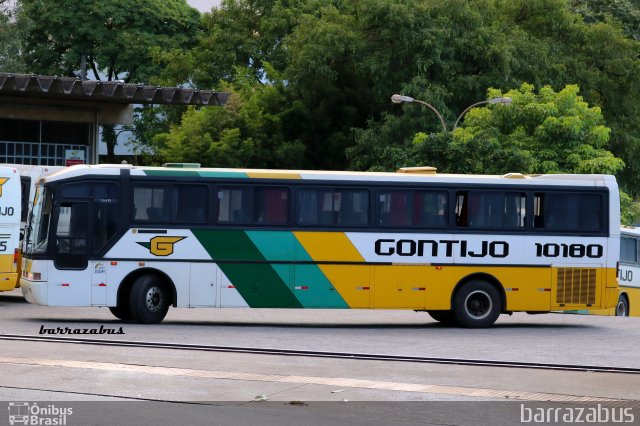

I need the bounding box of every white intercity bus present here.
[20,164,621,327]
[1,164,64,236]
[615,226,640,316]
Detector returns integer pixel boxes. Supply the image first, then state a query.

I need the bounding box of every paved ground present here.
[0,289,639,425]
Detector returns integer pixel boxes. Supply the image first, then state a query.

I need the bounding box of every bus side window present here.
[413,191,448,228]
[133,186,168,222]
[621,236,637,263]
[535,192,600,232]
[174,185,208,223]
[455,192,468,227]
[217,187,252,224]
[376,190,411,227]
[254,187,289,225]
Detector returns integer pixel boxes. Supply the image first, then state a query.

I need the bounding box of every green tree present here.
[16,0,201,161]
[155,73,305,168]
[410,84,623,175]
[570,0,640,40]
[0,1,25,72]
[141,0,640,189]
[346,0,640,182]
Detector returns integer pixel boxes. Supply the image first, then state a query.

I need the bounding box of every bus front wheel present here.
[129,275,170,324]
[615,294,629,317]
[453,281,502,328]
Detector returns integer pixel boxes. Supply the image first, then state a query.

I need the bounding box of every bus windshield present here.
[24,185,52,255]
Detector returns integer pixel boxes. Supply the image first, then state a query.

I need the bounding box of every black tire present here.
[615,294,629,317]
[453,280,502,328]
[109,305,133,321]
[427,310,458,325]
[129,275,171,324]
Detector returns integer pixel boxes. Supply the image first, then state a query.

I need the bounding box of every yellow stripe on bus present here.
[0,253,17,291]
[246,172,301,179]
[293,232,369,307]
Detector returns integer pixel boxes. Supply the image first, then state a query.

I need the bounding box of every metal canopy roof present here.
[0,73,229,106]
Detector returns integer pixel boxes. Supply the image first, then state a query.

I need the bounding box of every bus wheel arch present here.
[615,292,629,317]
[120,268,177,324]
[451,273,505,328]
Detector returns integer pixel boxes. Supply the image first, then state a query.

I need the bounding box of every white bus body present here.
[20,165,621,327]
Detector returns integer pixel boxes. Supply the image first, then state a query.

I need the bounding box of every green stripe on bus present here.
[197,171,249,178]
[143,170,202,177]
[192,229,301,308]
[142,170,248,178]
[246,231,348,308]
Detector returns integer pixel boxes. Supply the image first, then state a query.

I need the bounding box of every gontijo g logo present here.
[137,236,186,256]
[0,177,8,197]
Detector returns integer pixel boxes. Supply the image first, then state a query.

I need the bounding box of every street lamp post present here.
[391,94,448,132]
[452,97,512,130]
[391,94,512,131]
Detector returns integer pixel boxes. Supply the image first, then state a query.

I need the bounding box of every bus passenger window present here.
[175,185,208,223]
[336,189,368,226]
[621,237,637,263]
[534,192,602,232]
[297,189,333,225]
[456,191,525,229]
[414,191,448,228]
[133,186,169,222]
[217,187,252,224]
[254,187,289,225]
[377,190,411,226]
[297,188,368,226]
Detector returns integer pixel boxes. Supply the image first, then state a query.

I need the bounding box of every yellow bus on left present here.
[0,166,21,292]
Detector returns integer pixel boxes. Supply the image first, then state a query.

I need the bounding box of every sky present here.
[187,0,221,13]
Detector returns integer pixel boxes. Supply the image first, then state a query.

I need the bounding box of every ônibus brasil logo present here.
[8,402,73,425]
[137,236,186,256]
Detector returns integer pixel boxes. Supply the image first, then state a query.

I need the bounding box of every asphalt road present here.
[0,289,639,425]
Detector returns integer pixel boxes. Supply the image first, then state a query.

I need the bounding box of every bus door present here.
[50,199,93,306]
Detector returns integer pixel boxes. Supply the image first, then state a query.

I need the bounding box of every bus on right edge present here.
[617,226,640,316]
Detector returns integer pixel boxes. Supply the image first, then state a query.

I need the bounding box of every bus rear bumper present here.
[0,273,18,291]
[20,279,47,305]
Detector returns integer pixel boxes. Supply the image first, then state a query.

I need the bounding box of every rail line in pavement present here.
[0,333,638,375]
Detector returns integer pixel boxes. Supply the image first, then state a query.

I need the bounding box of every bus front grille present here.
[556,268,596,305]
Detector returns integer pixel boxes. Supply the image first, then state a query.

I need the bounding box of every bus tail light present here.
[13,249,18,266]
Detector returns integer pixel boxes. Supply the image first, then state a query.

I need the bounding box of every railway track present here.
[1,333,638,375]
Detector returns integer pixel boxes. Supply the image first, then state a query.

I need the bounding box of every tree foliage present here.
[7,0,640,219]
[17,0,200,82]
[412,83,623,175]
[154,72,305,168]
[15,0,200,161]
[0,1,25,73]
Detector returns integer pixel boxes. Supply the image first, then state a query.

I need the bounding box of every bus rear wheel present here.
[109,305,132,321]
[427,310,458,325]
[615,294,629,317]
[453,281,502,328]
[129,275,170,324]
